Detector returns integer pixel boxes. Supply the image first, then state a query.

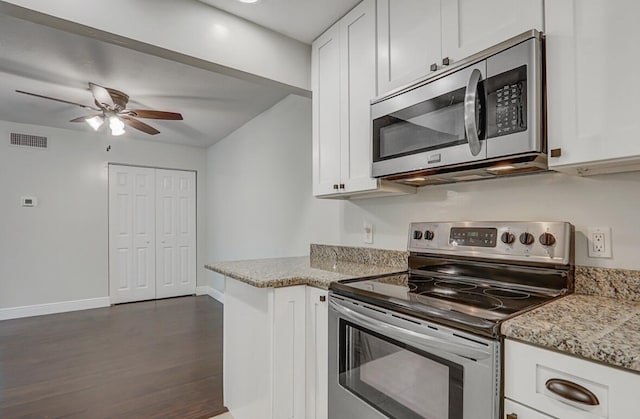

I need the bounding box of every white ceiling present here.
[0,0,358,147]
[0,13,293,147]
[197,0,361,44]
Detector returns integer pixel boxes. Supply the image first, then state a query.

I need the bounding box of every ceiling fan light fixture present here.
[109,116,126,136]
[85,115,104,131]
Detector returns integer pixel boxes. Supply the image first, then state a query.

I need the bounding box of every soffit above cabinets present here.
[197,0,361,44]
[0,13,293,147]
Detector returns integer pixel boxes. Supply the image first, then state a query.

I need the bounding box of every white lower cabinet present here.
[505,339,640,419]
[504,399,553,419]
[224,277,328,419]
[273,285,307,419]
[306,287,329,419]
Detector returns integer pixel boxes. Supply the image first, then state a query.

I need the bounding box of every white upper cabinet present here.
[312,0,416,198]
[376,0,543,97]
[546,0,640,175]
[377,0,441,94]
[312,25,341,196]
[441,0,543,63]
[340,0,379,193]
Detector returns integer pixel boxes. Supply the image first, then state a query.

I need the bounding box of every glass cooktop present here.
[330,269,566,337]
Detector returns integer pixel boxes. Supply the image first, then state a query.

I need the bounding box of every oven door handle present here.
[330,300,491,361]
[464,68,483,157]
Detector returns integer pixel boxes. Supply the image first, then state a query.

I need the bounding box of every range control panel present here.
[408,221,573,266]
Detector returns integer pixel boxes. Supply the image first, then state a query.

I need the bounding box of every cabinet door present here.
[546,0,640,173]
[155,169,196,299]
[339,0,378,193]
[273,286,307,419]
[377,0,441,95]
[505,340,640,419]
[504,399,553,419]
[312,24,342,196]
[306,287,328,419]
[441,0,543,63]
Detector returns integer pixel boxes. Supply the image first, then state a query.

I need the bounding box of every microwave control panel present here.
[486,65,528,138]
[495,82,525,136]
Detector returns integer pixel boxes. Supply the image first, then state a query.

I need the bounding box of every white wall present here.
[0,121,207,309]
[339,171,640,270]
[205,95,640,294]
[206,94,340,291]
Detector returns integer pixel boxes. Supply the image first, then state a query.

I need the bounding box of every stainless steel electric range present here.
[328,221,574,419]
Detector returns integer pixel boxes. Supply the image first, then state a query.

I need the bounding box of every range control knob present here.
[413,230,423,240]
[424,230,435,240]
[501,232,516,244]
[519,232,535,246]
[539,232,556,246]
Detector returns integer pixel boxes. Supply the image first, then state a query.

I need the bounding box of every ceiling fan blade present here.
[16,90,99,111]
[121,116,160,135]
[89,82,115,108]
[124,110,183,120]
[69,113,103,123]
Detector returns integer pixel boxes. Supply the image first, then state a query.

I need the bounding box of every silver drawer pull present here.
[545,378,600,406]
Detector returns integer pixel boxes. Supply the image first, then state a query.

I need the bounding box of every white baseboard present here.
[196,286,225,304]
[0,297,111,321]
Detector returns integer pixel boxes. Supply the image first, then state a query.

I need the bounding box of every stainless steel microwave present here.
[371,30,546,185]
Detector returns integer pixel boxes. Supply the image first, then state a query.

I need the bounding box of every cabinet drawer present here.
[505,340,640,419]
[504,399,553,419]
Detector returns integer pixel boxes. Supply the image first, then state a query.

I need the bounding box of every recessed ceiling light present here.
[237,0,260,3]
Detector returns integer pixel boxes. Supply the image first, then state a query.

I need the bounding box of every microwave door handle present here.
[330,300,490,360]
[464,68,483,156]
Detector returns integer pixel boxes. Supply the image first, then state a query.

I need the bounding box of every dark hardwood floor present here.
[0,296,226,419]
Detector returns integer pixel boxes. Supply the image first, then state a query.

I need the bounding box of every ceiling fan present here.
[16,82,183,136]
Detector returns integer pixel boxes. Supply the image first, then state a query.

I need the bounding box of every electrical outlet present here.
[363,220,373,244]
[587,227,612,258]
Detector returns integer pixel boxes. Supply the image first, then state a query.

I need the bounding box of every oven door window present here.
[339,320,463,419]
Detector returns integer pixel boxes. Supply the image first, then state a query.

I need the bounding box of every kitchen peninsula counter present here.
[502,267,640,373]
[213,244,408,419]
[206,256,406,289]
[205,244,408,289]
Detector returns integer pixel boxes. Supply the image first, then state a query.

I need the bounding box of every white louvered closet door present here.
[108,165,157,304]
[155,169,197,299]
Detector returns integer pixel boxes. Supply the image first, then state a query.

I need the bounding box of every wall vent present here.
[10,133,48,149]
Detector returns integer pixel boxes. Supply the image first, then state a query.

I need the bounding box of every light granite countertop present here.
[205,256,407,290]
[502,294,640,373]
[209,245,640,374]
